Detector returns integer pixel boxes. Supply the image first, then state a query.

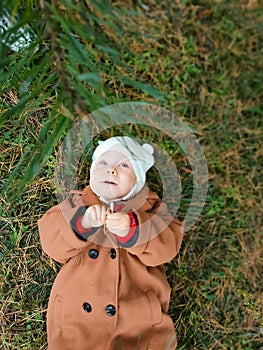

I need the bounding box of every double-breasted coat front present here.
[38,186,183,350]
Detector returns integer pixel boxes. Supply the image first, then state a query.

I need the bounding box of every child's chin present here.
[97,190,127,201]
[97,190,118,200]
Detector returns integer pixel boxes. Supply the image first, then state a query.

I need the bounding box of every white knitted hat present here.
[90,136,154,201]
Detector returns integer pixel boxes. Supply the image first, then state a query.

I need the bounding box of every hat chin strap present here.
[120,181,142,201]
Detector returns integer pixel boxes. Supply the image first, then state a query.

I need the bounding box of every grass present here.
[1,0,263,349]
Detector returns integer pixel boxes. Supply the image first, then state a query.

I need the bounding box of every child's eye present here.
[119,162,129,168]
[99,160,108,166]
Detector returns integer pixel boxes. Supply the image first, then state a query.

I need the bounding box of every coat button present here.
[110,248,116,259]
[88,249,99,259]
[83,302,92,313]
[105,304,116,316]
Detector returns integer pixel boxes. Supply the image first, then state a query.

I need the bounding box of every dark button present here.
[88,249,99,259]
[83,302,92,313]
[105,304,116,316]
[110,248,116,259]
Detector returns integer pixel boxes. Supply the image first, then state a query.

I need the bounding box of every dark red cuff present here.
[74,214,93,235]
[116,212,137,244]
[70,206,97,241]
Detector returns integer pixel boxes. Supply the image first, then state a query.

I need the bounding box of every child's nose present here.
[107,167,117,175]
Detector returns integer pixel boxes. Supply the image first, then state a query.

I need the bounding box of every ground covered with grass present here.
[1,1,262,349]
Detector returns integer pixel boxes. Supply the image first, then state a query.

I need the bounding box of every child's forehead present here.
[96,150,130,162]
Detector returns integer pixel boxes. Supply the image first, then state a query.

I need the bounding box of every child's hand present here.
[81,205,107,229]
[105,212,131,237]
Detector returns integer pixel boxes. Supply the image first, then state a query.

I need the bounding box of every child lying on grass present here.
[38,136,183,350]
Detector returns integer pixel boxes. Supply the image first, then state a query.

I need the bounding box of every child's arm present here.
[127,209,183,267]
[120,193,183,267]
[38,199,104,264]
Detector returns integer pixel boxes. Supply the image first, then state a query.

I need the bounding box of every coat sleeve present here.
[126,196,184,267]
[38,199,90,264]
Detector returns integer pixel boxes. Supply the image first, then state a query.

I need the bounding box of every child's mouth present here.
[103,181,117,185]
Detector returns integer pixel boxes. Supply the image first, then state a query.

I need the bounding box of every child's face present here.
[91,151,136,200]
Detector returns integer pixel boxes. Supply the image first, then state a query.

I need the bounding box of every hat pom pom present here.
[142,143,154,155]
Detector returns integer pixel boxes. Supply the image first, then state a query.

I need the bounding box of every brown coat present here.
[38,186,183,350]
